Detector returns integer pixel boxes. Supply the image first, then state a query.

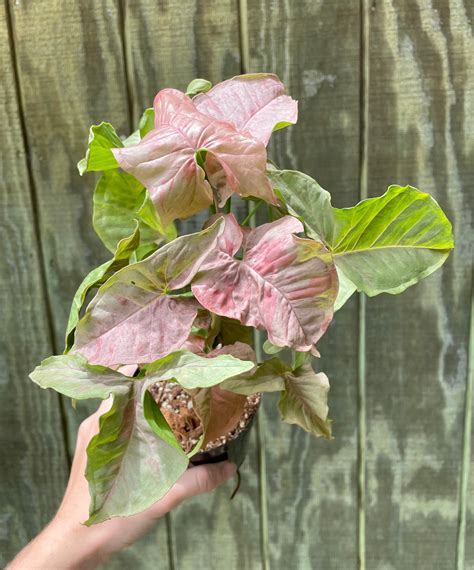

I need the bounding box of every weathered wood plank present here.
[245,1,361,568]
[364,2,474,568]
[0,3,69,565]
[124,2,263,568]
[7,2,171,567]
[7,0,130,442]
[463,292,473,569]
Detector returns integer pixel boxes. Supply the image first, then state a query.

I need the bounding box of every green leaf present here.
[186,78,212,97]
[122,108,155,147]
[219,317,254,347]
[334,266,357,311]
[136,190,177,240]
[263,339,283,355]
[93,170,173,252]
[278,362,331,439]
[143,389,182,451]
[78,122,122,175]
[221,358,287,395]
[138,108,155,136]
[291,351,310,369]
[85,385,188,524]
[29,354,132,400]
[64,224,140,351]
[270,169,454,304]
[142,350,255,390]
[30,352,197,524]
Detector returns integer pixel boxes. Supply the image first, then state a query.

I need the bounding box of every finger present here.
[173,461,237,502]
[77,396,113,444]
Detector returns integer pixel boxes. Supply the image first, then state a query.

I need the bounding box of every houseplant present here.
[30,74,454,525]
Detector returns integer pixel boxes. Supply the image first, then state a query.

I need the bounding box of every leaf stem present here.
[242,200,263,226]
[224,197,232,214]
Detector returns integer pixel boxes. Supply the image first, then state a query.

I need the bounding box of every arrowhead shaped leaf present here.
[142,349,255,390]
[192,214,337,352]
[29,354,132,400]
[221,357,287,395]
[72,220,225,366]
[64,224,140,351]
[112,89,275,227]
[270,169,454,304]
[85,385,188,524]
[194,73,298,145]
[278,362,331,438]
[78,122,122,175]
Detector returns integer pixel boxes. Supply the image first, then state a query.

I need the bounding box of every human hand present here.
[9,399,236,569]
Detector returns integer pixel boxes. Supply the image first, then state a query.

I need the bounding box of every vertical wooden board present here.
[9,0,130,351]
[364,1,474,568]
[124,0,243,121]
[124,2,263,568]
[7,0,132,446]
[466,311,474,568]
[0,4,69,565]
[245,1,361,568]
[7,2,171,568]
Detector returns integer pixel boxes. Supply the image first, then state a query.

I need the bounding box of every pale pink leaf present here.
[112,89,275,226]
[194,73,298,145]
[192,214,338,352]
[72,220,224,366]
[192,342,257,445]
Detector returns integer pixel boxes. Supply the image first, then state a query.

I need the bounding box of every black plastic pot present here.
[189,396,261,469]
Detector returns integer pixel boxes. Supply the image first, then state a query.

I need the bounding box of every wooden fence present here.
[1,1,473,568]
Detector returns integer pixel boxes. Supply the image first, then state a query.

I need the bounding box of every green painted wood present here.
[7,0,129,444]
[363,2,474,569]
[6,1,171,567]
[244,1,361,568]
[2,1,473,568]
[463,292,473,569]
[123,2,264,568]
[0,3,69,565]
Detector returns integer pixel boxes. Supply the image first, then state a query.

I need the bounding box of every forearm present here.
[8,519,105,570]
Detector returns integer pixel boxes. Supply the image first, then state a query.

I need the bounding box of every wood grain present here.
[245,1,361,568]
[0,3,69,565]
[364,1,474,568]
[7,0,131,444]
[2,1,473,568]
[7,1,171,567]
[124,2,263,568]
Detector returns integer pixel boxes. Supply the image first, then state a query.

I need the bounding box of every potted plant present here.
[30,74,454,525]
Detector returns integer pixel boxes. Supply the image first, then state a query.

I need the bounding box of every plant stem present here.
[224,197,232,213]
[242,200,263,226]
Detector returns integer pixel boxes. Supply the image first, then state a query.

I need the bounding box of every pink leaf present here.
[194,73,298,145]
[113,89,275,226]
[193,343,257,445]
[72,221,224,366]
[192,214,338,352]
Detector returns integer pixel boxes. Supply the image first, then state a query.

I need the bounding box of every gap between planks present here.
[238,0,270,568]
[456,277,474,570]
[358,0,370,568]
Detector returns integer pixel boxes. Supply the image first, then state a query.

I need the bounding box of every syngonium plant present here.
[30,74,454,524]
